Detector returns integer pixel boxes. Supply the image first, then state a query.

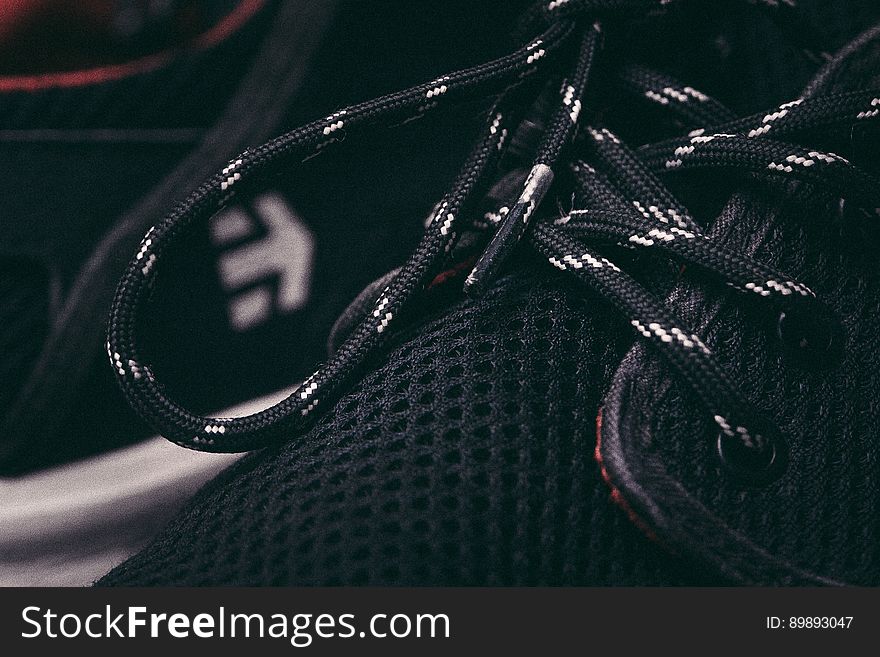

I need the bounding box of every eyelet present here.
[716,427,788,486]
[776,299,842,369]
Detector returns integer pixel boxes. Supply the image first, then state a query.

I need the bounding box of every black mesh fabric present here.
[99,269,714,585]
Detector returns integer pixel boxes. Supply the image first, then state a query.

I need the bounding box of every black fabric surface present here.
[100,270,716,585]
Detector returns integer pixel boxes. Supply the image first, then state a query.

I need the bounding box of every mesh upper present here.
[99,270,714,585]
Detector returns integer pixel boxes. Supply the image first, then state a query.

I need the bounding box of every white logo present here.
[209,193,315,331]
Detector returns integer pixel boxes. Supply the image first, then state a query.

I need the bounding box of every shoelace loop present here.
[107,0,879,485]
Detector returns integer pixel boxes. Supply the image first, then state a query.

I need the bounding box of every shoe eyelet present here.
[716,428,788,486]
[775,299,842,369]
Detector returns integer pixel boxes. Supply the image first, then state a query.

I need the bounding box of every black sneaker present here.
[99,0,880,585]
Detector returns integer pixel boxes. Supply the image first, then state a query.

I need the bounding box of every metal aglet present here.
[464,163,555,297]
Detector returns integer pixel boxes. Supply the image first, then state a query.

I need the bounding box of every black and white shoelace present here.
[108,0,880,477]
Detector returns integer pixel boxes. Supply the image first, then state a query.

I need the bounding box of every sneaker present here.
[99,0,880,585]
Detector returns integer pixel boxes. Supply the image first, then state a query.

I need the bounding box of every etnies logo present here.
[209,193,315,331]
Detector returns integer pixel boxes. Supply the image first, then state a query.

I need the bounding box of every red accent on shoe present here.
[427,255,479,290]
[595,407,659,542]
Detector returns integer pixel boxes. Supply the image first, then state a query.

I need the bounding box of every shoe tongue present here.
[708,0,880,111]
[698,7,880,266]
[805,22,880,96]
[795,0,880,49]
[801,19,880,166]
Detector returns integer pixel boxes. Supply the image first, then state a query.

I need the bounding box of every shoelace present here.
[107,0,880,482]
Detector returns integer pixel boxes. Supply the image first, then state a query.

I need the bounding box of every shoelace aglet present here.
[464,163,554,297]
